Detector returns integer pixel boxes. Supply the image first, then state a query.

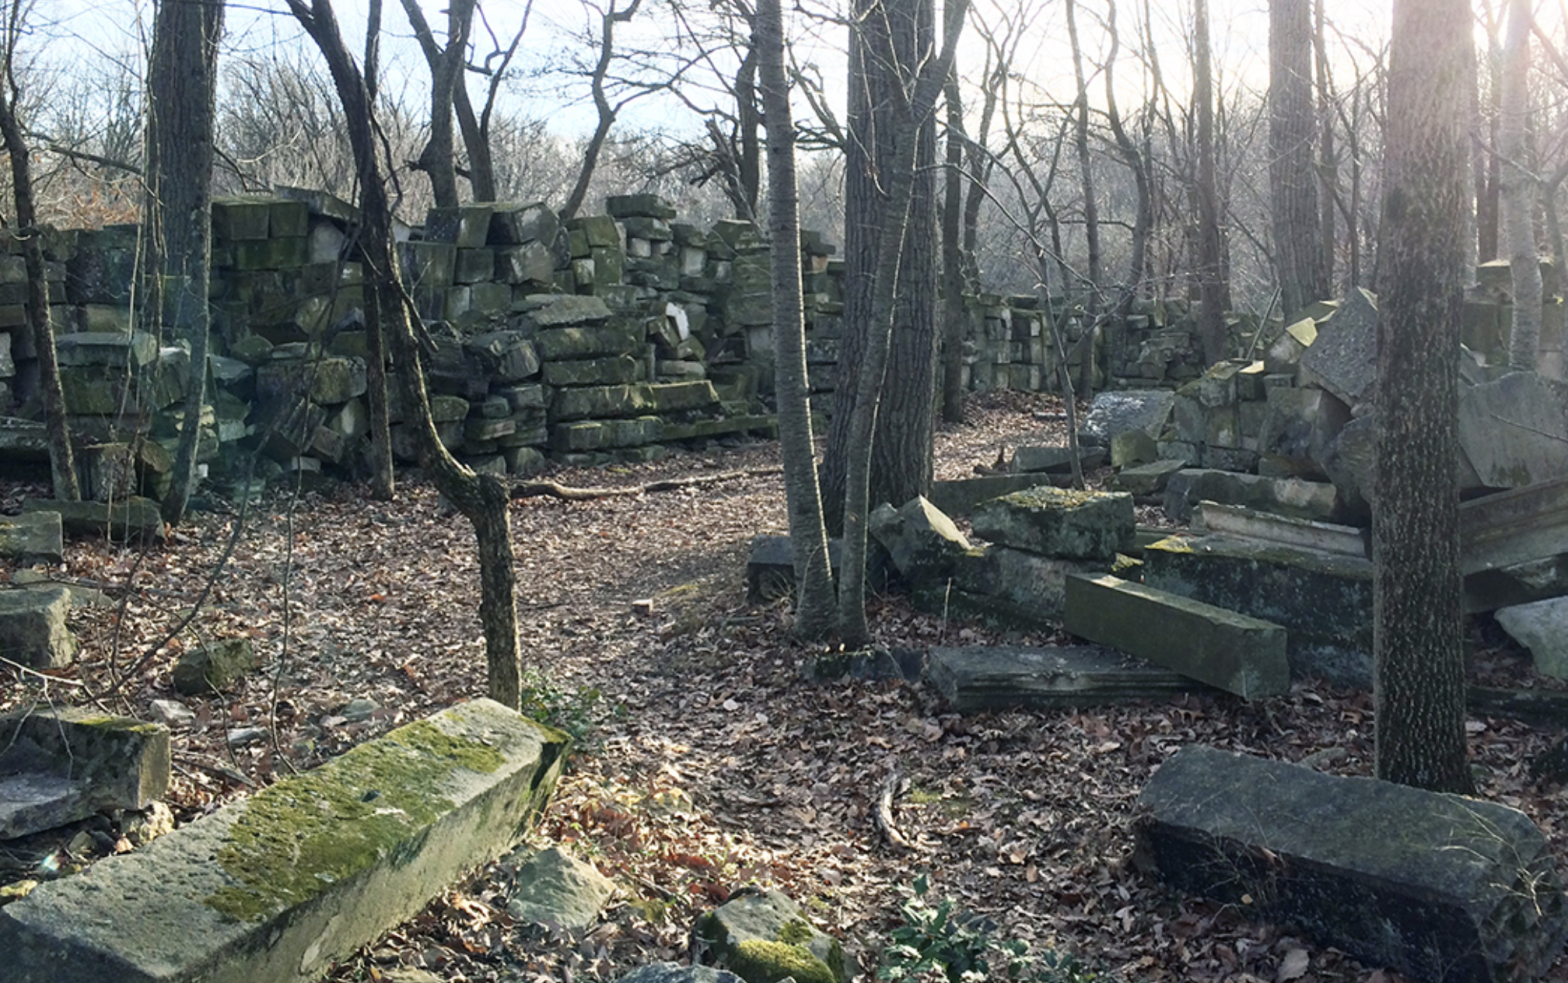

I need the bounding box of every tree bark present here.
[940,61,967,424]
[286,0,523,710]
[560,0,641,222]
[757,0,836,639]
[1104,0,1151,314]
[820,0,940,536]
[1373,0,1475,795]
[1193,0,1227,364]
[1313,0,1337,292]
[145,0,225,526]
[1269,0,1325,319]
[0,55,76,501]
[1500,0,1540,370]
[1065,0,1101,312]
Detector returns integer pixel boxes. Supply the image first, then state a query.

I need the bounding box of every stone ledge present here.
[0,699,568,983]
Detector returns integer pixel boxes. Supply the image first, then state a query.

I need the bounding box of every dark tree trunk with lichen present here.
[1373,0,1475,795]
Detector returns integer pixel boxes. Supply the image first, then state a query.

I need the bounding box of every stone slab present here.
[1457,371,1568,489]
[1162,468,1342,524]
[0,510,64,564]
[1496,596,1568,680]
[868,496,970,585]
[948,545,1109,624]
[0,705,169,838]
[1142,533,1373,687]
[23,497,165,541]
[1193,501,1368,558]
[1079,389,1176,447]
[1064,574,1289,699]
[927,645,1202,711]
[1298,286,1378,407]
[1459,474,1568,575]
[0,699,568,983]
[1010,444,1107,474]
[1134,745,1568,983]
[926,473,1068,517]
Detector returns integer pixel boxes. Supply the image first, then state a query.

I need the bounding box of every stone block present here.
[55,330,157,369]
[1142,533,1373,687]
[926,473,1066,517]
[1162,468,1342,524]
[424,205,494,248]
[569,214,621,249]
[1497,597,1568,679]
[1110,458,1186,496]
[1134,746,1568,983]
[0,700,568,983]
[0,586,76,669]
[1111,429,1158,467]
[868,496,972,584]
[549,381,717,421]
[465,331,540,382]
[606,194,677,220]
[1258,384,1350,474]
[1299,286,1378,407]
[0,511,63,564]
[927,645,1201,711]
[210,198,272,241]
[1458,371,1568,489]
[1079,389,1175,447]
[401,241,456,286]
[534,324,636,361]
[1064,574,1290,698]
[948,544,1109,623]
[0,706,169,839]
[1011,444,1106,474]
[542,354,640,387]
[503,846,617,930]
[454,247,496,284]
[692,889,850,983]
[971,486,1134,560]
[233,237,308,271]
[172,638,257,695]
[489,202,559,246]
[23,497,165,541]
[619,966,742,983]
[497,241,557,284]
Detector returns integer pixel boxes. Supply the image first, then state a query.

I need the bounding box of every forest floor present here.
[3,391,1567,983]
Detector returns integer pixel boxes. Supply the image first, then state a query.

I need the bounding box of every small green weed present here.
[518,668,609,750]
[877,875,1102,983]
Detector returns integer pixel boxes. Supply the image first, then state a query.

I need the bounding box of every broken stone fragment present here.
[0,586,76,669]
[692,889,850,983]
[172,637,257,695]
[869,496,972,584]
[504,845,618,930]
[1496,596,1568,679]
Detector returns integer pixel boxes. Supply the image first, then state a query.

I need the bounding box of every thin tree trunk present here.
[1193,0,1227,363]
[0,68,75,500]
[287,0,522,709]
[1500,0,1540,370]
[1374,0,1475,795]
[758,0,836,639]
[940,62,967,424]
[1065,0,1101,310]
[1104,0,1150,313]
[146,0,224,526]
[1313,0,1337,292]
[560,0,641,223]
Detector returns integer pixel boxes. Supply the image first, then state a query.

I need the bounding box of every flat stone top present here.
[0,699,562,976]
[1140,746,1549,910]
[994,486,1130,511]
[1145,533,1373,580]
[929,644,1194,683]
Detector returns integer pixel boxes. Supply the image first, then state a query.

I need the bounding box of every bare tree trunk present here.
[400,0,475,208]
[1374,0,1475,795]
[1500,0,1541,370]
[1065,0,1101,309]
[146,0,224,526]
[1269,0,1325,318]
[1476,3,1502,264]
[1313,0,1337,291]
[758,0,835,639]
[1193,0,1227,363]
[287,0,523,709]
[1104,0,1150,312]
[940,62,967,424]
[0,21,75,501]
[837,0,967,647]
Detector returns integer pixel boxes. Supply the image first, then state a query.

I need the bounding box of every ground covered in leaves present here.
[4,391,1568,983]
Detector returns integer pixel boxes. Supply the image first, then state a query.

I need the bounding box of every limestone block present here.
[927,645,1200,711]
[869,496,972,584]
[1259,384,1350,470]
[1264,315,1317,374]
[971,486,1134,560]
[233,237,308,271]
[424,204,494,248]
[692,890,850,983]
[1497,596,1568,679]
[1110,458,1186,496]
[1299,287,1378,408]
[172,638,257,695]
[0,700,569,983]
[0,586,76,669]
[489,202,559,246]
[569,214,621,249]
[0,511,63,564]
[210,198,272,241]
[1011,444,1106,474]
[401,241,456,286]
[55,330,157,368]
[1135,746,1568,983]
[0,706,169,838]
[606,194,677,220]
[498,241,557,284]
[534,325,635,362]
[1458,371,1568,489]
[454,247,496,284]
[542,354,640,387]
[549,381,717,421]
[1143,533,1373,687]
[926,473,1064,517]
[503,846,617,929]
[1064,574,1290,699]
[949,543,1108,622]
[1079,389,1175,447]
[1162,468,1342,524]
[465,331,540,382]
[23,497,165,541]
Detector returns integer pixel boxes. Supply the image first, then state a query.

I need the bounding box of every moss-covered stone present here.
[692,889,849,983]
[726,939,836,983]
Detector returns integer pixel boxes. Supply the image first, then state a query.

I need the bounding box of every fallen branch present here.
[876,769,914,852]
[511,467,781,501]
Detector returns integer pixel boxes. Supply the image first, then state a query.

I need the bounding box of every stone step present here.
[0,706,169,839]
[1135,746,1568,983]
[1063,573,1289,699]
[926,472,1069,517]
[0,699,568,983]
[927,644,1203,711]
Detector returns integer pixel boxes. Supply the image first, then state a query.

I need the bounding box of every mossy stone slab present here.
[692,890,850,983]
[971,486,1134,560]
[0,699,569,983]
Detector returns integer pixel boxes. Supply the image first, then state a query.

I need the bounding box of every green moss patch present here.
[206,719,505,922]
[728,938,838,983]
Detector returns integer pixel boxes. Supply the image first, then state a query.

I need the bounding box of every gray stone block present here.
[1079,389,1176,447]
[1458,371,1568,489]
[0,699,568,983]
[869,496,971,584]
[1135,746,1568,983]
[1064,573,1290,698]
[1162,468,1341,524]
[618,965,743,983]
[0,706,170,838]
[692,889,849,983]
[504,846,617,930]
[172,638,257,695]
[927,644,1200,711]
[0,511,63,564]
[971,486,1134,560]
[24,497,166,541]
[1142,533,1373,687]
[0,586,77,669]
[1497,596,1568,679]
[1011,444,1106,474]
[926,473,1065,516]
[949,545,1108,623]
[1299,286,1378,407]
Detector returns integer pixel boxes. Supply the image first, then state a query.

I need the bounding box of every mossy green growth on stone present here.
[206,719,505,922]
[727,939,838,983]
